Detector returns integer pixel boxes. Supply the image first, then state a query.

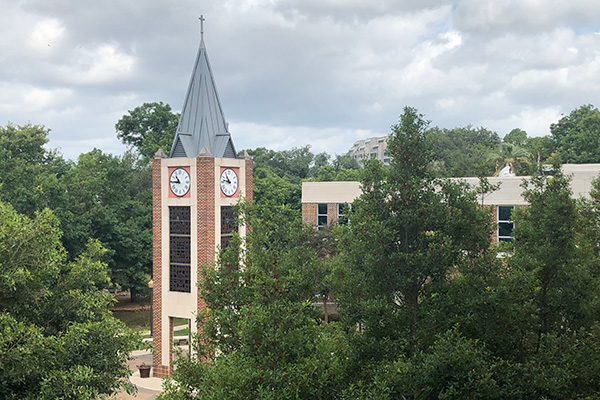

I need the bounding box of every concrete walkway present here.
[112,328,191,400]
[112,348,162,400]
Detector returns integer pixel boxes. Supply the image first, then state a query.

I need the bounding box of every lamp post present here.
[148,279,153,338]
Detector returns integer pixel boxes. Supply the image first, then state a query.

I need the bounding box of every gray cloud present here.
[1,0,599,159]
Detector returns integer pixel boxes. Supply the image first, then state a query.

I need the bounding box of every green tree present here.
[551,104,600,163]
[527,135,555,166]
[0,202,138,399]
[332,153,360,171]
[511,166,590,338]
[501,165,600,398]
[487,142,531,176]
[115,101,179,163]
[252,167,301,220]
[246,146,316,183]
[334,107,493,394]
[60,150,152,301]
[429,125,500,177]
[0,123,69,216]
[503,128,529,147]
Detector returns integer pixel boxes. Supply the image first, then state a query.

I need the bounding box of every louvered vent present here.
[171,138,187,158]
[223,138,237,159]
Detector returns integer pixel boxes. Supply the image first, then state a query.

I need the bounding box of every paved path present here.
[112,329,191,400]
[112,349,162,400]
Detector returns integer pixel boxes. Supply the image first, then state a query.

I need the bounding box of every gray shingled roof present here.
[169,39,237,159]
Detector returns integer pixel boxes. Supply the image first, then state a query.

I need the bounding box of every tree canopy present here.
[551,104,600,163]
[115,101,180,163]
[0,202,138,399]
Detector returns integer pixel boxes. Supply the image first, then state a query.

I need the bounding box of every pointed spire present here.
[199,15,205,48]
[169,20,237,159]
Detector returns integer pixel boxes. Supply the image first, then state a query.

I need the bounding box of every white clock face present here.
[220,168,239,197]
[169,168,191,197]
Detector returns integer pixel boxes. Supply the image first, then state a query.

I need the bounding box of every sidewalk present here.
[112,348,162,400]
[112,327,191,400]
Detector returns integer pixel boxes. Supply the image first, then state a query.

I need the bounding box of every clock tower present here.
[151,26,252,377]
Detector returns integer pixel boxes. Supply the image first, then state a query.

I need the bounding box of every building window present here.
[338,203,352,225]
[497,205,514,242]
[220,206,238,251]
[317,203,328,230]
[169,206,191,292]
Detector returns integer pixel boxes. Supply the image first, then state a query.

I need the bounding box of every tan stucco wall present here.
[302,181,362,204]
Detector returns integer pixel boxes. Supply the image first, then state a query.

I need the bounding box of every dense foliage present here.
[551,104,600,163]
[115,101,180,163]
[0,202,138,399]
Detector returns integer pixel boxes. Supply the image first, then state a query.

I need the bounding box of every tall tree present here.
[512,165,598,338]
[60,150,152,301]
[527,135,555,166]
[334,107,492,393]
[115,101,179,163]
[246,146,316,183]
[551,104,600,163]
[501,165,600,398]
[0,202,138,399]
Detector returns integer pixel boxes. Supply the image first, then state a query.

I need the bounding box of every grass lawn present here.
[112,309,193,338]
[174,327,191,336]
[112,309,151,332]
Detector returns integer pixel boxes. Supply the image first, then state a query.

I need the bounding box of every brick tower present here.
[151,27,252,377]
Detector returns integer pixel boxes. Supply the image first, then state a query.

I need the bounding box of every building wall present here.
[301,164,600,241]
[348,136,390,166]
[302,203,317,226]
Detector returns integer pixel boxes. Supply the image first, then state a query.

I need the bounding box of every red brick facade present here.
[302,203,317,226]
[196,156,215,336]
[491,205,498,243]
[301,202,339,229]
[245,159,253,202]
[151,159,166,377]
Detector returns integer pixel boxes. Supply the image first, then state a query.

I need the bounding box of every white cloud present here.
[230,121,377,155]
[28,18,66,53]
[59,43,136,85]
[483,106,563,138]
[0,82,73,115]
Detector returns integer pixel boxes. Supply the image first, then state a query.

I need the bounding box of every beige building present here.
[302,164,600,242]
[348,136,390,166]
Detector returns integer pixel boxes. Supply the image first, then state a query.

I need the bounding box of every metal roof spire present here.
[199,15,205,46]
[169,20,237,159]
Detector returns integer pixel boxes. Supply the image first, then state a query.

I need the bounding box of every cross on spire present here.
[199,15,205,42]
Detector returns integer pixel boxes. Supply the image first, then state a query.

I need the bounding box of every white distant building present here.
[348,136,390,166]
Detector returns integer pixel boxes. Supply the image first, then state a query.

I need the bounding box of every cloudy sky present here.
[1,0,600,160]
